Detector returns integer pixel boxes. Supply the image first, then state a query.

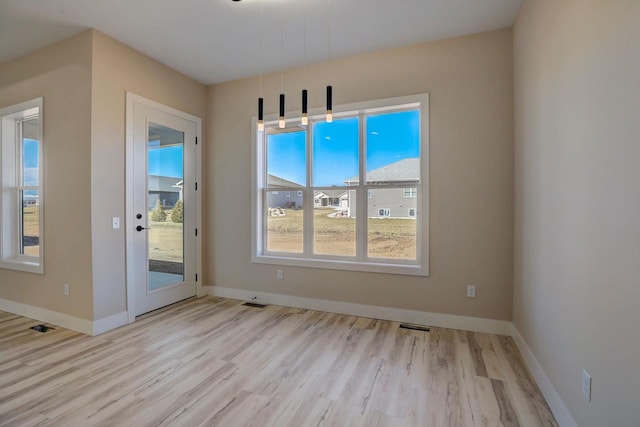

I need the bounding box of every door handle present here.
[136,225,149,232]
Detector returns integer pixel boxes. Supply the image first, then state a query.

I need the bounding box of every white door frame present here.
[125,92,203,323]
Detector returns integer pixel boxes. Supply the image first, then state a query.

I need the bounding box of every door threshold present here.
[135,296,197,320]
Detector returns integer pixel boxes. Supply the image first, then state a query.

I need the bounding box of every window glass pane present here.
[266,190,303,253]
[147,122,185,290]
[313,117,359,187]
[267,129,306,187]
[367,188,417,260]
[313,189,355,256]
[22,118,40,186]
[366,110,420,185]
[21,190,40,257]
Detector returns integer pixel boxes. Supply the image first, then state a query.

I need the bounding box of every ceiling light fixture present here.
[326,0,333,123]
[301,0,308,126]
[278,0,285,129]
[257,0,264,131]
[248,0,334,130]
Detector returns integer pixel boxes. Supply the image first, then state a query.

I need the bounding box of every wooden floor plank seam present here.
[0,297,557,427]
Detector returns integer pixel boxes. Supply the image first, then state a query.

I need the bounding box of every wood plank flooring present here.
[0,297,557,427]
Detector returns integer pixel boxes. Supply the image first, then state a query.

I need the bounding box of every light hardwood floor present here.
[0,297,557,427]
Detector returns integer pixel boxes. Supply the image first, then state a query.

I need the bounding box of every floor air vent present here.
[30,325,55,333]
[242,302,267,308]
[399,323,431,332]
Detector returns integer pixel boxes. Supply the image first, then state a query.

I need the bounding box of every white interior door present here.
[128,98,198,316]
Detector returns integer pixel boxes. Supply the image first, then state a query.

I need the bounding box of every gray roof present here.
[267,174,304,188]
[345,158,420,184]
[148,175,182,193]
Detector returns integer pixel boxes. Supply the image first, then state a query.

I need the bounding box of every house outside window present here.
[0,98,44,273]
[403,188,417,198]
[252,94,429,276]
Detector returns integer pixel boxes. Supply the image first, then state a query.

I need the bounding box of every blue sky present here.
[24,110,419,186]
[24,138,185,183]
[23,139,39,186]
[148,145,183,178]
[267,110,420,186]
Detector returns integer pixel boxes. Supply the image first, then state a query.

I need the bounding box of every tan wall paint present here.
[90,30,207,320]
[207,29,514,320]
[514,1,640,425]
[0,32,94,320]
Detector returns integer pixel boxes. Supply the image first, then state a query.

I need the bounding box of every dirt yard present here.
[267,208,416,259]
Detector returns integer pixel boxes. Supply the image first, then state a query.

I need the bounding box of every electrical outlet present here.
[112,217,120,229]
[64,284,70,296]
[466,285,476,298]
[276,269,283,280]
[582,370,591,401]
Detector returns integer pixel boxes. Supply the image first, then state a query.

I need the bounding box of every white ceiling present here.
[0,0,522,85]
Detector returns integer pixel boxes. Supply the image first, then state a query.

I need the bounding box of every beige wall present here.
[0,29,207,323]
[207,29,514,320]
[90,30,207,320]
[0,32,94,319]
[513,1,640,426]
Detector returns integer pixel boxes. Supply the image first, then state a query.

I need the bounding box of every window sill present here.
[253,254,428,277]
[0,259,44,274]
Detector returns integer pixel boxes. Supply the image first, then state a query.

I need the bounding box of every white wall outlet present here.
[64,283,70,296]
[582,370,592,401]
[276,269,283,280]
[466,284,476,298]
[112,217,120,229]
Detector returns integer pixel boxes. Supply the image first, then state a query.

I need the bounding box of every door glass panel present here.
[147,122,185,291]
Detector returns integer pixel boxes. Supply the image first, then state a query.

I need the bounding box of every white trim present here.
[206,286,511,335]
[0,297,93,335]
[252,93,430,277]
[205,285,574,425]
[0,97,44,274]
[93,311,128,335]
[0,298,129,336]
[510,324,578,427]
[125,92,203,322]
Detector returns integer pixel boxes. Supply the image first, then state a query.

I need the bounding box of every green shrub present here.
[150,199,167,222]
[171,199,183,223]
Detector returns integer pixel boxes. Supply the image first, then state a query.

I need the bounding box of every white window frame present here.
[251,94,429,276]
[403,188,417,198]
[408,208,416,217]
[378,208,391,217]
[0,98,44,274]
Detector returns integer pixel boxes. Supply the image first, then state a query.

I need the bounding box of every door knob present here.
[136,225,148,232]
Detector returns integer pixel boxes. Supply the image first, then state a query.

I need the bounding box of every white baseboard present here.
[510,324,577,427]
[93,311,128,335]
[0,298,128,336]
[206,286,512,335]
[0,297,94,335]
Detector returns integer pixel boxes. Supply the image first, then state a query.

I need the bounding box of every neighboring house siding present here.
[267,191,303,209]
[314,190,348,208]
[148,192,179,210]
[348,188,417,218]
[368,188,417,218]
[147,175,182,209]
[344,158,420,218]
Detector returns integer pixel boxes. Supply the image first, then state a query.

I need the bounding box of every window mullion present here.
[357,112,367,261]
[304,121,313,258]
